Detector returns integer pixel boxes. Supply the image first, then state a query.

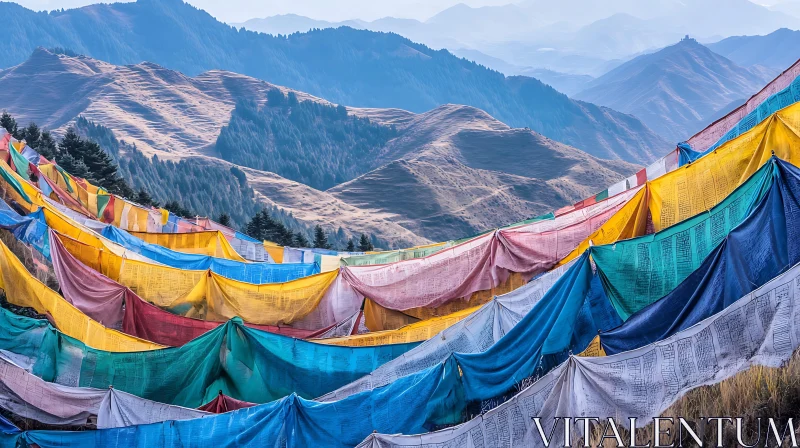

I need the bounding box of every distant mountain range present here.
[0,0,668,164]
[574,38,770,143]
[236,0,800,75]
[0,48,639,244]
[708,28,800,71]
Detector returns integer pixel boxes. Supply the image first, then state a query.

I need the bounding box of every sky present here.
[10,0,514,23]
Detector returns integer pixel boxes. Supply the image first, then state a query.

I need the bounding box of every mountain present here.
[0,48,640,245]
[0,0,667,165]
[574,38,769,143]
[708,28,800,70]
[328,104,638,240]
[233,0,800,75]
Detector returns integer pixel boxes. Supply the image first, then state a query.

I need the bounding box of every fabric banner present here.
[226,233,272,262]
[325,156,800,406]
[685,73,800,162]
[15,363,451,448]
[649,100,800,232]
[0,232,162,352]
[318,260,574,402]
[320,305,480,347]
[687,57,800,152]
[0,352,209,429]
[102,226,319,283]
[359,256,800,448]
[0,307,417,408]
[47,230,333,345]
[52,229,340,326]
[127,229,247,261]
[29,157,265,262]
[340,188,641,312]
[5,256,607,448]
[592,158,775,319]
[10,160,800,447]
[340,242,450,267]
[600,158,800,355]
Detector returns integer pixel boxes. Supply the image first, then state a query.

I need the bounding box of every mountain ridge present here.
[574,38,769,142]
[0,48,640,244]
[0,0,668,164]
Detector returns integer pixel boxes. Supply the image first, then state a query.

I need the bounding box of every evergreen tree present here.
[345,239,355,252]
[57,127,131,195]
[56,153,91,179]
[313,225,331,249]
[293,232,309,248]
[164,200,194,218]
[358,233,374,251]
[0,112,18,138]
[19,122,40,147]
[217,213,232,227]
[134,189,159,207]
[245,211,265,240]
[36,131,58,160]
[246,210,295,246]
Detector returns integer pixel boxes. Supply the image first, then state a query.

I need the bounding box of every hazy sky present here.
[11,0,514,23]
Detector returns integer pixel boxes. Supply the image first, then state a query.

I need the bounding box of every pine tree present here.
[245,210,294,246]
[0,112,18,138]
[217,213,232,227]
[245,211,265,240]
[345,239,355,252]
[36,131,58,160]
[57,127,132,195]
[56,153,91,180]
[313,225,331,249]
[358,233,374,251]
[164,200,194,218]
[293,232,309,248]
[134,189,159,207]
[20,123,40,147]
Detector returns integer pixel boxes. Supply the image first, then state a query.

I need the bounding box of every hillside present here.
[0,48,640,245]
[708,28,800,71]
[329,104,639,240]
[574,38,768,142]
[0,0,668,164]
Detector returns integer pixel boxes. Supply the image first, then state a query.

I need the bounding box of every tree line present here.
[1,112,382,251]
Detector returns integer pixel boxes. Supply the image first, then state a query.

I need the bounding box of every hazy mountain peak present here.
[709,27,800,70]
[575,37,768,142]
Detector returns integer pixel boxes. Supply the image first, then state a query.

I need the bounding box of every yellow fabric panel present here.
[52,231,338,326]
[650,110,800,231]
[321,306,479,347]
[206,271,337,324]
[578,336,606,357]
[129,230,247,262]
[264,243,284,263]
[0,236,162,352]
[558,186,650,266]
[403,271,526,320]
[363,299,420,331]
